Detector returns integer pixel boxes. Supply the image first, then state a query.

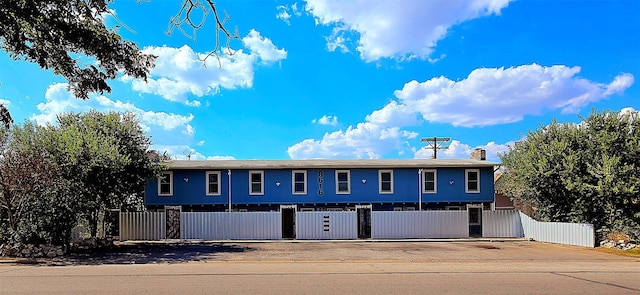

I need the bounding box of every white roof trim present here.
[165,159,499,170]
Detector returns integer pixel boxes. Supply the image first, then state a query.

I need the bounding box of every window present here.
[206,171,221,196]
[423,169,437,193]
[378,170,393,194]
[249,171,264,195]
[466,169,480,193]
[292,170,307,194]
[335,170,350,194]
[158,171,173,196]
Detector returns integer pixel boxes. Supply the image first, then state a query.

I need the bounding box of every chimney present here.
[471,148,486,161]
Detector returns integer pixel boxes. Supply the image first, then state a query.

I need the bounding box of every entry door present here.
[357,207,372,239]
[281,207,296,239]
[165,206,181,239]
[468,205,482,237]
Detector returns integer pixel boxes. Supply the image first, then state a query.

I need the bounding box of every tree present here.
[0,123,79,246]
[0,111,164,246]
[0,83,13,128]
[0,104,11,129]
[0,0,238,123]
[51,111,164,237]
[168,0,239,65]
[499,109,640,240]
[0,0,155,99]
[0,0,236,97]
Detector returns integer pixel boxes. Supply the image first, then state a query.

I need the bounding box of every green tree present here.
[0,0,155,99]
[0,123,78,246]
[0,105,11,128]
[0,83,13,128]
[500,110,640,240]
[0,0,237,120]
[51,111,163,237]
[0,111,163,246]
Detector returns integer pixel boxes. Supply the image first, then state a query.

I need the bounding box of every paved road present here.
[1,241,638,294]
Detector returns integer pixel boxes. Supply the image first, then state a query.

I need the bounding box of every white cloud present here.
[325,29,350,53]
[242,29,288,64]
[0,99,10,107]
[183,124,195,136]
[305,0,512,62]
[394,64,634,127]
[32,83,195,135]
[207,155,236,160]
[604,73,634,96]
[289,64,632,160]
[312,115,339,126]
[151,144,236,160]
[123,30,286,105]
[276,6,292,24]
[365,101,420,127]
[288,102,420,159]
[123,45,253,105]
[414,140,511,162]
[619,106,639,117]
[276,3,302,25]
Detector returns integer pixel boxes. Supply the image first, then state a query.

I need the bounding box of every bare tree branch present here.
[167,0,240,67]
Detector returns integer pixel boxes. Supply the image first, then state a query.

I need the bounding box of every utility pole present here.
[183,151,192,160]
[420,137,451,159]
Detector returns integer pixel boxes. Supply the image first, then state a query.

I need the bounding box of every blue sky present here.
[1,0,638,161]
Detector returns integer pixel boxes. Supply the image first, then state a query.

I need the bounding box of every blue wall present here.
[145,167,494,206]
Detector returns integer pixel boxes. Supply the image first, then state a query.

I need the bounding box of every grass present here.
[595,247,640,258]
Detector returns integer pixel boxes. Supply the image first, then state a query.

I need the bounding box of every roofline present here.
[164,159,500,170]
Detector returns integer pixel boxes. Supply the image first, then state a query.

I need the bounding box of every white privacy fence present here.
[519,212,595,248]
[482,210,524,238]
[120,212,166,241]
[296,211,357,239]
[181,212,281,240]
[372,211,469,239]
[119,210,595,247]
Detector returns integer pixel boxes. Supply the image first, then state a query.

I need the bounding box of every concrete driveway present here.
[1,241,638,294]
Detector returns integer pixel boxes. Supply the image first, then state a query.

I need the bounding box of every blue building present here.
[145,158,497,212]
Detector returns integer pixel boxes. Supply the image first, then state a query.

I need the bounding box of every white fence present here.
[483,210,524,238]
[120,212,166,241]
[181,212,281,240]
[372,211,468,239]
[519,212,595,248]
[296,211,357,239]
[119,210,595,248]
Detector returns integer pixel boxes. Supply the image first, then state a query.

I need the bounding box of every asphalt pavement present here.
[1,241,638,294]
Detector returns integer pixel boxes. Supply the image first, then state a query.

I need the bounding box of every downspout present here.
[418,169,423,211]
[228,169,232,212]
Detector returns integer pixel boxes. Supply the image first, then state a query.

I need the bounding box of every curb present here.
[115,238,531,246]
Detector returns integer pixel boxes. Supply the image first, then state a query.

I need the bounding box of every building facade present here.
[145,159,497,212]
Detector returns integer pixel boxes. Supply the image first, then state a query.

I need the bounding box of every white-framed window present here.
[206,171,221,196]
[378,170,394,194]
[292,170,307,195]
[249,170,264,195]
[335,170,350,194]
[423,169,437,193]
[158,171,173,196]
[465,169,480,193]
